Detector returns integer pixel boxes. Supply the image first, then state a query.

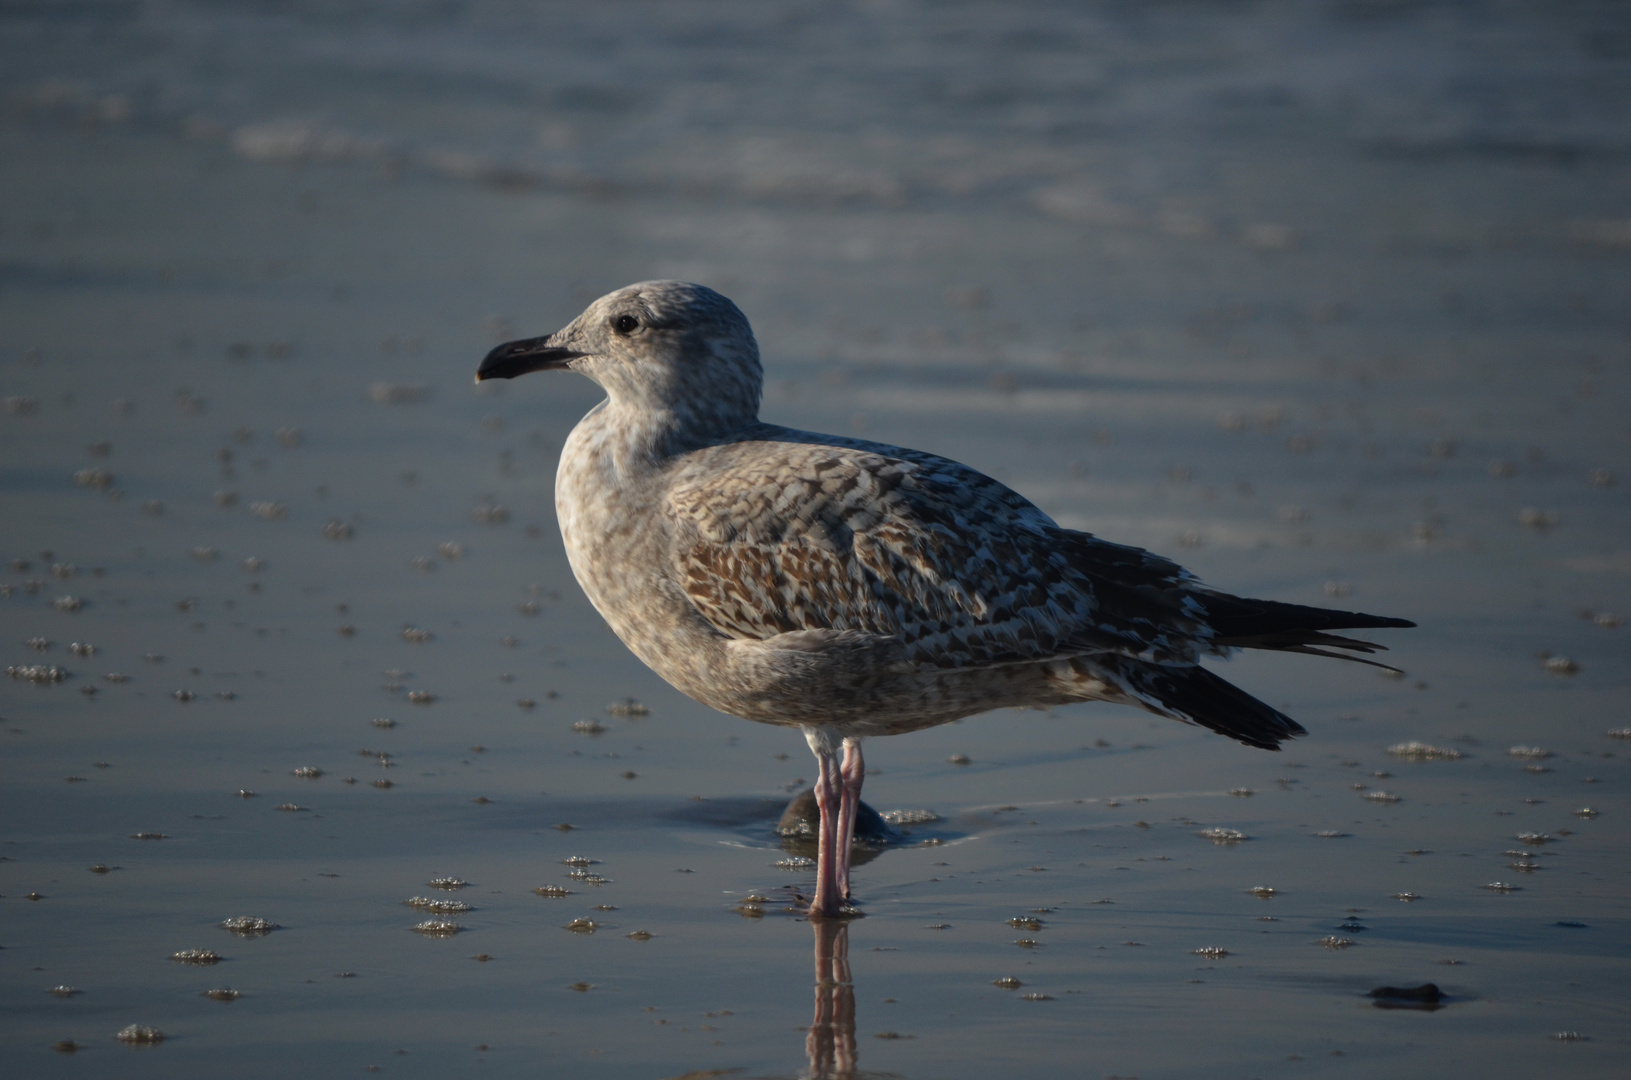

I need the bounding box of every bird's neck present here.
[617,395,756,461]
[576,398,753,482]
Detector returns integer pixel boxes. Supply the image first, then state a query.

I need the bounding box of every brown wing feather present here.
[666,435,1204,669]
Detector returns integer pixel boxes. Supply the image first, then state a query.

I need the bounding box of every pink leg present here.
[808,738,844,917]
[836,738,865,901]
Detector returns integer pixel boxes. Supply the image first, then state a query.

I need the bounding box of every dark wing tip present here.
[1200,595,1416,646]
[1123,661,1307,751]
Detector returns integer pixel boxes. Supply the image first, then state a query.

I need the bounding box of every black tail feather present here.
[1119,661,1306,751]
[1198,594,1414,662]
[1095,594,1412,750]
[1271,644,1403,673]
[1199,593,1415,637]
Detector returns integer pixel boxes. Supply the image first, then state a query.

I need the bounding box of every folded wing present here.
[665,436,1207,668]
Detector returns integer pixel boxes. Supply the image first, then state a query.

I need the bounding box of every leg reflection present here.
[805,917,857,1080]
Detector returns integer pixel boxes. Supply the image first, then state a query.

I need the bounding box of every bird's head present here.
[477,280,763,435]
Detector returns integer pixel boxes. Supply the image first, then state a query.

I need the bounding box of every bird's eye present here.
[614,314,639,334]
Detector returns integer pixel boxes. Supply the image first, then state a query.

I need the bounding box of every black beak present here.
[476,336,585,381]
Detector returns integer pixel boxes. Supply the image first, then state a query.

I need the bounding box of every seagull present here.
[476,280,1412,917]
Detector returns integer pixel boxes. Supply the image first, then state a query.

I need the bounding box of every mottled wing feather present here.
[666,433,1208,668]
[1049,530,1210,657]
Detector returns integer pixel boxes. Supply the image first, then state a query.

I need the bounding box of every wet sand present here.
[3,3,1629,1076]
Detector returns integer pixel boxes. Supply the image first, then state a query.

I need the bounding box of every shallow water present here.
[2,2,1629,1076]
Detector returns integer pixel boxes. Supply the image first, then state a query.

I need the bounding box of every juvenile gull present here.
[476,281,1413,917]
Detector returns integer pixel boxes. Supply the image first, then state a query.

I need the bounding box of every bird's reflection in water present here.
[806,917,858,1079]
[797,918,906,1080]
